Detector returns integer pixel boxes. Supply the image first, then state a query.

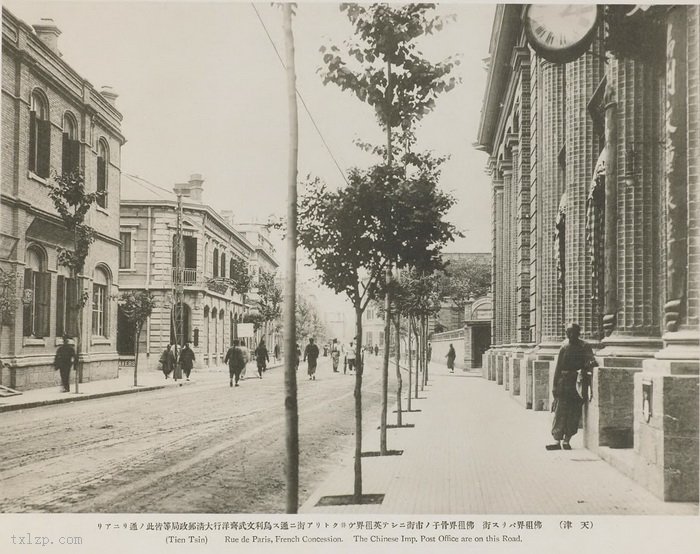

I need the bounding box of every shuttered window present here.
[119,232,132,269]
[56,275,77,337]
[62,114,80,176]
[29,92,51,178]
[23,247,50,338]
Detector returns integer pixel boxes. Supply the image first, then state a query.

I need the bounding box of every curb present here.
[0,384,166,413]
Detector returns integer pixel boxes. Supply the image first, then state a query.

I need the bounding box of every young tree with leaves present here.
[319,3,461,455]
[437,258,491,328]
[256,270,283,345]
[48,170,103,394]
[118,290,156,386]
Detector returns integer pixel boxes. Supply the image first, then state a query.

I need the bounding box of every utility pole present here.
[173,194,184,377]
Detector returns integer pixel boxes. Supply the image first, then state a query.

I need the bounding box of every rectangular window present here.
[97,156,107,208]
[183,236,197,269]
[119,232,132,269]
[92,283,107,336]
[28,113,51,178]
[62,134,80,175]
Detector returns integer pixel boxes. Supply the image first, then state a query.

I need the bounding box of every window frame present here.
[29,90,51,179]
[96,138,109,209]
[119,231,133,270]
[91,266,110,338]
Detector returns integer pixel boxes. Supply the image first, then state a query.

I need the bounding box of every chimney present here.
[100,85,119,107]
[173,173,204,203]
[32,18,61,56]
[220,210,235,226]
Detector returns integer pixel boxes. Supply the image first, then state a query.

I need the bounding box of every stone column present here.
[492,177,504,348]
[501,161,513,345]
[538,61,566,348]
[565,41,605,341]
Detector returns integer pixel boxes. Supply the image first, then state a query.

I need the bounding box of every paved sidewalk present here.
[0,359,285,413]
[300,361,699,515]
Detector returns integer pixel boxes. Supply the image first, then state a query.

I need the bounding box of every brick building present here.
[476,5,698,501]
[1,9,125,390]
[118,174,255,369]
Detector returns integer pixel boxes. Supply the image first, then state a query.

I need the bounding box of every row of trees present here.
[294,3,463,504]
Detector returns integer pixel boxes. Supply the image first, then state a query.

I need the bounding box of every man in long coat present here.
[224,340,246,387]
[54,335,76,392]
[547,323,597,450]
[303,338,320,380]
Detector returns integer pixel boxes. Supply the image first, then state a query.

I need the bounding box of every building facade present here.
[1,9,125,390]
[476,5,699,501]
[118,174,255,369]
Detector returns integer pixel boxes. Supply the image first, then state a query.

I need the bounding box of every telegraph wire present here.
[250,3,350,186]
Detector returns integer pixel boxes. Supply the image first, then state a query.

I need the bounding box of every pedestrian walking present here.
[330,338,341,372]
[224,339,246,387]
[255,339,269,378]
[304,338,320,380]
[546,323,597,451]
[180,342,195,381]
[374,345,379,356]
[427,342,432,362]
[346,341,356,374]
[446,343,456,373]
[274,343,280,362]
[159,343,176,379]
[54,335,76,392]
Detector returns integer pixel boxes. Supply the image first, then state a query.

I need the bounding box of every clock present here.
[523,5,601,64]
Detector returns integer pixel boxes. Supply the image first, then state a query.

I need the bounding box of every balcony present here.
[171,268,201,286]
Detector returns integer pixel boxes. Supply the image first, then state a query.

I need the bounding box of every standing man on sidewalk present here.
[546,323,597,451]
[54,335,76,392]
[180,342,195,381]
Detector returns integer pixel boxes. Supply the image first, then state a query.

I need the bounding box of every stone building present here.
[476,5,698,501]
[118,174,255,369]
[1,9,124,390]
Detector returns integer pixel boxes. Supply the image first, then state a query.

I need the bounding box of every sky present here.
[5,0,496,325]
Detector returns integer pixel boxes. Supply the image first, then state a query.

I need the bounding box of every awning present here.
[25,217,74,249]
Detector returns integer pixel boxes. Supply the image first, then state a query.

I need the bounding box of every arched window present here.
[23,245,50,337]
[213,247,219,277]
[92,266,110,337]
[97,139,109,208]
[62,112,79,175]
[29,90,50,178]
[220,252,226,278]
[56,265,77,337]
[229,258,235,282]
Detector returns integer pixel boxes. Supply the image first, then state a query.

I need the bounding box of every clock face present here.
[524,4,600,63]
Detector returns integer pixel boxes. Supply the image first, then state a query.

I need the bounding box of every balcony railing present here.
[172,268,200,286]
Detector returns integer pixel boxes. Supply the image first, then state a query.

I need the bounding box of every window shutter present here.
[23,268,33,336]
[62,133,70,175]
[66,277,78,337]
[37,272,51,338]
[28,111,37,172]
[70,139,80,173]
[37,120,51,178]
[56,275,65,336]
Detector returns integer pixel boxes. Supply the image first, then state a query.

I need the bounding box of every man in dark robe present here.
[304,338,320,380]
[180,343,195,381]
[54,335,76,392]
[546,323,597,451]
[224,340,246,387]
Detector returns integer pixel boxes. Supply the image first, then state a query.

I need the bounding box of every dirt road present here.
[0,356,390,513]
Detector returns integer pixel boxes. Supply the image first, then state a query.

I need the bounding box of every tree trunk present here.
[134,322,141,387]
[353,306,364,500]
[74,271,81,394]
[380,268,391,455]
[395,313,402,426]
[421,315,426,391]
[424,317,429,385]
[407,317,413,412]
[414,320,420,399]
[282,3,299,515]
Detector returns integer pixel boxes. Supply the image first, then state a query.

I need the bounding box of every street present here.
[0,356,386,513]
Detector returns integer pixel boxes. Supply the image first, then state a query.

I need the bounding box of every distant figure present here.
[323,345,328,357]
[546,323,598,451]
[330,339,341,372]
[180,342,195,381]
[427,342,432,362]
[374,345,379,356]
[224,339,246,387]
[54,335,76,392]
[255,339,269,378]
[346,341,356,374]
[304,338,320,380]
[446,343,456,373]
[159,343,176,379]
[274,343,280,362]
[294,343,301,372]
